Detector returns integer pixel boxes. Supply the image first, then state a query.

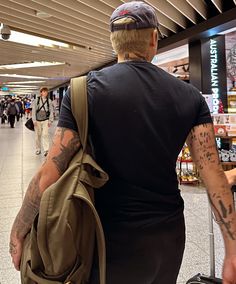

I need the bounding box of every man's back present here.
[59,61,212,227]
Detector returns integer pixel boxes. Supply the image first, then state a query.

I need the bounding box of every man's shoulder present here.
[159,68,200,95]
[88,64,118,78]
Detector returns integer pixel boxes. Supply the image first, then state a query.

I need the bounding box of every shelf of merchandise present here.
[215,135,236,139]
[177,157,199,185]
[220,162,236,170]
[215,136,236,169]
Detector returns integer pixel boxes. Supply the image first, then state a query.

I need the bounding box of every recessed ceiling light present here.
[35,11,52,18]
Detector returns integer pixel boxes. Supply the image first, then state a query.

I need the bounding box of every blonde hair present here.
[110,18,154,55]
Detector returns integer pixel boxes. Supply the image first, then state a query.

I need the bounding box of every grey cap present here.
[110,1,163,37]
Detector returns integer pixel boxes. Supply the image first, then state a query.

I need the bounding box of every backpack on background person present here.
[20,76,108,284]
[8,102,17,116]
[36,97,51,120]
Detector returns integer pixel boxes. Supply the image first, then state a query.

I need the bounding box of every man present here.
[7,98,19,128]
[24,98,31,120]
[32,87,54,156]
[0,99,6,124]
[15,98,24,121]
[10,2,236,283]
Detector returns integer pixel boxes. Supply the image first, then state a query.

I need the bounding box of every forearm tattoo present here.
[52,127,80,176]
[208,193,236,240]
[12,174,41,239]
[10,128,80,253]
[9,242,17,255]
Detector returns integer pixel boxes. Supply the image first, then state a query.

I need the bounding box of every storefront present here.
[154,27,236,183]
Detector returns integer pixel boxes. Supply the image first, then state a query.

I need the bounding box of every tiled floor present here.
[0,118,225,284]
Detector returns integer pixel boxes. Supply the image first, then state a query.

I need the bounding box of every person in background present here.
[9,2,236,284]
[24,99,31,120]
[0,99,5,124]
[31,87,54,156]
[15,98,24,121]
[7,98,19,128]
[0,99,8,124]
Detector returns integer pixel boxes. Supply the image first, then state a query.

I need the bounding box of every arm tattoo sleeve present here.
[11,127,80,240]
[188,123,236,241]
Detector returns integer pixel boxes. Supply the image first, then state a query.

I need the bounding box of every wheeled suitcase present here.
[186,206,222,283]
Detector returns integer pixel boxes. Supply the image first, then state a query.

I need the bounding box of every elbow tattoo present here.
[189,124,219,170]
[52,128,80,176]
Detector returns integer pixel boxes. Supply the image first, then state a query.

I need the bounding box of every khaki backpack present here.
[20,76,108,284]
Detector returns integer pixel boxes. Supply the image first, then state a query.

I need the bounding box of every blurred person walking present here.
[24,99,32,119]
[7,98,19,128]
[0,99,5,124]
[15,98,24,121]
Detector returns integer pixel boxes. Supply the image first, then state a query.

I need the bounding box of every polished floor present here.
[0,118,225,284]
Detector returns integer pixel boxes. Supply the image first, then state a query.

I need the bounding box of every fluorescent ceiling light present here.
[7,81,46,84]
[0,74,48,79]
[12,92,35,95]
[12,89,35,92]
[3,31,70,48]
[0,61,65,69]
[219,27,236,35]
[152,45,189,65]
[5,85,39,88]
[11,89,37,92]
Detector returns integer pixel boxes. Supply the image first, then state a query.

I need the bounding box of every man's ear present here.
[150,29,158,56]
[150,29,158,47]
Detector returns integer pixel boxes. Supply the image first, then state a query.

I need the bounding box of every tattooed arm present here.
[186,123,236,283]
[10,127,80,270]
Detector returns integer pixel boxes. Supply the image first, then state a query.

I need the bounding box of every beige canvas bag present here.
[20,76,108,284]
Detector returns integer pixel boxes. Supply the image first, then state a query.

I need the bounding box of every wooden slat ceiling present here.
[0,0,236,94]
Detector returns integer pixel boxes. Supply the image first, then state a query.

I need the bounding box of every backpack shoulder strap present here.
[46,97,49,110]
[70,76,106,284]
[70,76,87,150]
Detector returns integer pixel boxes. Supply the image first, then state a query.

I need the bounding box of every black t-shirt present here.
[58,61,212,229]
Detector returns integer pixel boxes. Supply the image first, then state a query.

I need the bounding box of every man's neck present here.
[118,52,151,63]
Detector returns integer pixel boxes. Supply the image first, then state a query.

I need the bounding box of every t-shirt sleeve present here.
[193,92,213,127]
[57,88,78,132]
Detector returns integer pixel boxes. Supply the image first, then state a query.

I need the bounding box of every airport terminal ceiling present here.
[0,0,236,95]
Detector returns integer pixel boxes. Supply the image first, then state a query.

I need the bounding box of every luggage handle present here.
[208,206,216,278]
